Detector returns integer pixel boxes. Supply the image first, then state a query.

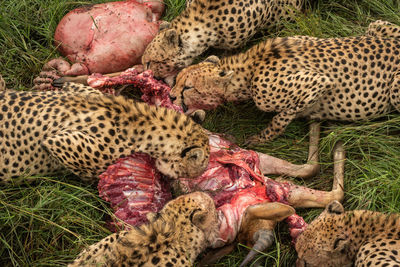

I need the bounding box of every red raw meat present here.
[94,68,308,245]
[177,133,264,207]
[54,0,164,74]
[88,68,183,112]
[178,133,308,246]
[98,153,171,229]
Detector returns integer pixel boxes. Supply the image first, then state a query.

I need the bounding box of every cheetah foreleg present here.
[256,122,320,178]
[285,141,345,208]
[246,71,333,145]
[245,109,297,145]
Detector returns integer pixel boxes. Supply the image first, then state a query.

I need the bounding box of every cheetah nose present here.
[169,95,177,102]
[145,62,150,70]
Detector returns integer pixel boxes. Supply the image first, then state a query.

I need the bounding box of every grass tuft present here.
[0,0,400,266]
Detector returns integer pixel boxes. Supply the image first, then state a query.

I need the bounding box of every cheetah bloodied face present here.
[295,201,352,267]
[170,56,233,115]
[142,22,191,84]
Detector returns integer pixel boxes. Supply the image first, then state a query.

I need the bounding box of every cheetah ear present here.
[159,21,170,31]
[191,109,206,124]
[190,209,208,228]
[204,55,220,64]
[333,236,350,254]
[326,201,344,215]
[184,147,205,164]
[165,29,181,47]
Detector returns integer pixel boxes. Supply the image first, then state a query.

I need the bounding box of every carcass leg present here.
[52,66,145,88]
[52,72,123,87]
[257,122,320,178]
[286,141,345,208]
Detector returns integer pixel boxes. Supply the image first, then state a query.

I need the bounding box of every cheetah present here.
[69,191,219,267]
[142,0,304,84]
[295,201,400,267]
[0,82,209,182]
[170,20,400,145]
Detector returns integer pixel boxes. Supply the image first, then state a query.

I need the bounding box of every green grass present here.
[0,0,400,266]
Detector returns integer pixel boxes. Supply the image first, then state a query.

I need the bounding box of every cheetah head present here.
[163,191,219,245]
[142,22,192,84]
[295,201,352,267]
[170,55,234,115]
[154,121,210,178]
[155,144,209,179]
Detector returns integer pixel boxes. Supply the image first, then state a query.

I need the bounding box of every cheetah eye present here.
[333,238,345,249]
[219,71,227,77]
[333,237,349,254]
[176,62,185,69]
[183,86,192,91]
[181,86,194,112]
